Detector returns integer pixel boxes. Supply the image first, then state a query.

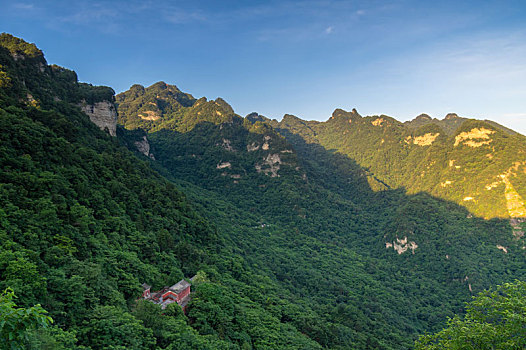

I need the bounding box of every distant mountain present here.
[2,34,526,350]
[116,80,526,348]
[116,83,371,202]
[270,108,526,223]
[116,81,238,132]
[404,112,521,137]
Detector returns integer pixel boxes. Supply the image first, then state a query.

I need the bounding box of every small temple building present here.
[141,279,192,311]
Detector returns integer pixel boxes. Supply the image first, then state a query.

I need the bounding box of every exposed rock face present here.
[134,136,154,159]
[255,154,282,177]
[371,118,386,126]
[247,142,260,152]
[11,53,25,61]
[412,133,440,146]
[496,245,508,253]
[217,162,232,169]
[480,162,526,236]
[139,111,160,121]
[454,128,495,147]
[500,165,526,239]
[221,139,235,151]
[386,236,418,254]
[80,101,117,136]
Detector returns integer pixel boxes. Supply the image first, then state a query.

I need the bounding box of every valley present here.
[0,33,525,349]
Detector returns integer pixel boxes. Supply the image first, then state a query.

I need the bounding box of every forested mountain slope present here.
[1,33,525,349]
[0,34,322,349]
[116,81,526,348]
[270,108,526,222]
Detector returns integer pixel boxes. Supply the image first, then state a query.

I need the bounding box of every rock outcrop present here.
[80,100,117,136]
[385,236,418,254]
[454,127,495,147]
[217,162,232,169]
[412,132,440,146]
[255,154,282,177]
[134,136,155,159]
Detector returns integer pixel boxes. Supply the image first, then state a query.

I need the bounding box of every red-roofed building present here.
[141,279,192,311]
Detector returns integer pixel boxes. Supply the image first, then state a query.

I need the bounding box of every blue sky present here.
[1,0,526,133]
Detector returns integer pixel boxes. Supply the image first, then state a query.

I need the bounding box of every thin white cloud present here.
[60,7,118,25]
[198,1,376,39]
[21,1,159,35]
[12,3,34,10]
[164,10,207,24]
[359,30,526,132]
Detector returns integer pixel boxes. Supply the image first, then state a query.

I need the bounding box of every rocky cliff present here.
[80,100,118,136]
[134,135,155,159]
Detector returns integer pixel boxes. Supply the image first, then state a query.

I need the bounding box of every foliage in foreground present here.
[0,288,52,350]
[415,280,526,349]
[2,32,526,349]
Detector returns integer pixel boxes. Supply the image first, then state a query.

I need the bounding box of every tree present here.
[0,288,53,350]
[415,281,526,349]
[78,305,155,350]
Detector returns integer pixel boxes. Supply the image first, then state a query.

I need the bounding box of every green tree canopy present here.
[415,280,526,350]
[0,288,53,350]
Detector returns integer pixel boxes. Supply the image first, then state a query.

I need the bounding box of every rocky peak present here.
[331,109,346,118]
[0,33,45,62]
[414,113,432,121]
[331,108,362,120]
[214,97,235,114]
[151,81,169,90]
[282,114,303,124]
[129,84,145,96]
[195,97,208,105]
[444,113,460,120]
[246,112,269,123]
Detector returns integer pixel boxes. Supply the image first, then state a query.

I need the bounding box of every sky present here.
[1,0,526,134]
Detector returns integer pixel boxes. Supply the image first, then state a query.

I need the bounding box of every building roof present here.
[169,280,191,294]
[141,279,191,304]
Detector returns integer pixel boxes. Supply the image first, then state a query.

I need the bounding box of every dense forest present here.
[1,33,525,349]
[268,109,526,220]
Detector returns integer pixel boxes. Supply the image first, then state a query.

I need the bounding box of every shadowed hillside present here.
[1,33,525,349]
[116,80,526,349]
[270,108,526,224]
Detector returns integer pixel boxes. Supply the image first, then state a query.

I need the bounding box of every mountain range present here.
[1,33,525,349]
